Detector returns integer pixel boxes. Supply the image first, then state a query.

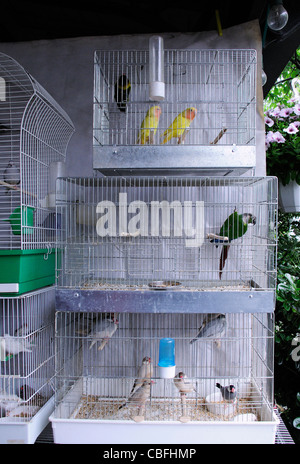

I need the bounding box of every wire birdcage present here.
[93,49,257,175]
[0,52,74,250]
[55,176,277,314]
[0,287,55,436]
[50,310,277,443]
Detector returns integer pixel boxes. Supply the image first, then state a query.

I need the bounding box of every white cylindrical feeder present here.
[46,161,66,208]
[149,36,165,101]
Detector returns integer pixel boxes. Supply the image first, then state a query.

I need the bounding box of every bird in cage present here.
[207,209,256,279]
[216,383,237,403]
[189,313,226,348]
[3,160,20,192]
[2,334,34,356]
[89,314,119,351]
[0,390,24,415]
[136,105,161,144]
[7,404,41,418]
[119,379,153,411]
[174,372,197,396]
[19,384,47,407]
[161,107,197,144]
[14,323,31,337]
[130,356,153,395]
[114,74,131,112]
[75,313,96,336]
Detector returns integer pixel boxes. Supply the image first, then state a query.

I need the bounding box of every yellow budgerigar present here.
[136,105,161,144]
[161,107,197,144]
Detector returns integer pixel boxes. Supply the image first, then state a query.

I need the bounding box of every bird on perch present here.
[3,161,20,193]
[190,314,226,348]
[207,209,256,279]
[89,314,119,351]
[130,356,153,395]
[114,74,131,113]
[161,107,197,144]
[136,105,161,144]
[119,379,153,411]
[174,372,197,396]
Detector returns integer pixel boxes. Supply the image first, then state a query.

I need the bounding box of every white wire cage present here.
[0,287,55,428]
[51,310,277,443]
[93,49,257,175]
[56,176,277,314]
[0,52,75,251]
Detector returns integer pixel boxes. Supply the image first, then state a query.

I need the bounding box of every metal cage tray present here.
[55,280,275,314]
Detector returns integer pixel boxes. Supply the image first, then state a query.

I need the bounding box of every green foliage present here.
[265,48,300,110]
[274,212,300,443]
[265,47,300,444]
[264,48,300,186]
[265,110,300,185]
[275,212,300,364]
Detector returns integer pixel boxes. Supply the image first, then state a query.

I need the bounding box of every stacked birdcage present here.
[50,43,279,444]
[0,287,56,443]
[0,52,74,295]
[51,175,278,444]
[93,48,256,176]
[51,310,275,444]
[54,176,276,304]
[0,53,74,443]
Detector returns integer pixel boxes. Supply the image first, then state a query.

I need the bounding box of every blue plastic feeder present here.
[158,338,176,378]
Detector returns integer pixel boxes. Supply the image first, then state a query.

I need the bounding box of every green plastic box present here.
[0,248,57,295]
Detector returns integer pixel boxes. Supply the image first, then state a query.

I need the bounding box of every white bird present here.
[2,334,34,355]
[89,314,119,351]
[130,356,153,395]
[174,372,197,396]
[0,390,24,414]
[7,405,41,418]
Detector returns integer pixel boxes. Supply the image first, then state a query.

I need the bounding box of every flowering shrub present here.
[265,99,300,185]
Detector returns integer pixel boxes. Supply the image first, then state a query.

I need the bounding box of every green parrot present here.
[209,209,256,279]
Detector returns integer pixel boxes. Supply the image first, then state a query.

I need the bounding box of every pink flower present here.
[293,104,300,115]
[266,131,275,143]
[293,121,300,128]
[283,123,299,134]
[265,116,274,127]
[270,107,281,118]
[279,107,293,118]
[273,131,286,143]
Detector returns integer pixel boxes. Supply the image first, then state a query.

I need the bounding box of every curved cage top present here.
[0,53,75,250]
